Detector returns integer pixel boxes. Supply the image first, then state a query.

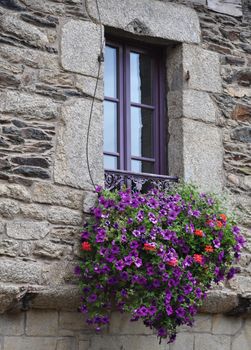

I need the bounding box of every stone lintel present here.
[86,0,201,44]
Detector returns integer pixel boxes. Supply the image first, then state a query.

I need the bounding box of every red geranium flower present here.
[220,214,227,222]
[82,241,92,251]
[205,245,214,253]
[167,258,178,267]
[144,243,156,251]
[193,254,203,264]
[195,229,203,237]
[216,220,223,228]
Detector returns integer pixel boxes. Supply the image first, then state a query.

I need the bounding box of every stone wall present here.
[196,1,251,299]
[0,0,97,313]
[0,0,250,349]
[0,310,250,350]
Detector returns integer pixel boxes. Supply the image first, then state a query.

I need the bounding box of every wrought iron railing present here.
[104,169,178,192]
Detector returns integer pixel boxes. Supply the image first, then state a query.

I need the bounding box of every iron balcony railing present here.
[104,169,178,192]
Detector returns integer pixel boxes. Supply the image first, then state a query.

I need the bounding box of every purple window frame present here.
[104,38,166,175]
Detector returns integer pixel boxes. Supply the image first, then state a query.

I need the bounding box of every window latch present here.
[98,52,104,63]
[185,70,190,81]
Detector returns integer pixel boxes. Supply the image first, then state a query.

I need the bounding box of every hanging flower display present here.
[75,184,245,343]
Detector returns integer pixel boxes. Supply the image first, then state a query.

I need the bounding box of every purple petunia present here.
[121,289,128,297]
[149,305,157,315]
[213,238,221,249]
[153,279,160,288]
[176,307,186,318]
[134,257,142,268]
[82,287,90,293]
[227,267,236,280]
[95,185,102,193]
[80,305,88,313]
[120,271,129,280]
[124,255,133,266]
[96,227,106,243]
[158,328,167,338]
[165,290,172,303]
[147,265,154,275]
[105,252,115,263]
[195,288,203,299]
[177,295,184,303]
[168,210,178,221]
[81,231,90,239]
[165,305,173,316]
[185,223,195,234]
[188,305,197,316]
[136,210,144,221]
[183,284,193,295]
[158,262,166,271]
[182,256,193,268]
[107,277,117,285]
[88,294,97,303]
[218,251,225,262]
[93,207,102,218]
[148,212,158,224]
[74,266,81,275]
[130,240,139,250]
[111,244,120,255]
[232,226,240,235]
[115,259,125,271]
[121,234,127,243]
[132,229,141,238]
[127,218,133,224]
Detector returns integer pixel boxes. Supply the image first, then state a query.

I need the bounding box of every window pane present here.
[104,101,117,153]
[104,155,118,170]
[104,46,117,98]
[131,107,153,158]
[131,160,154,174]
[130,52,152,105]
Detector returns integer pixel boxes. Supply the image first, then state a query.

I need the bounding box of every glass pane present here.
[104,101,117,153]
[131,107,153,158]
[104,46,117,98]
[130,52,152,105]
[131,160,154,174]
[104,155,118,170]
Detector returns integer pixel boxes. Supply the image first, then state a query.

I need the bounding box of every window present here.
[103,38,165,175]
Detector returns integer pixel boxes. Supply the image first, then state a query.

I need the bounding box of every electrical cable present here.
[85,0,104,190]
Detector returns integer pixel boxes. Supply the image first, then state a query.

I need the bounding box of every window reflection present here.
[104,155,118,170]
[130,52,152,105]
[131,160,154,174]
[104,46,117,98]
[104,101,118,153]
[131,107,153,158]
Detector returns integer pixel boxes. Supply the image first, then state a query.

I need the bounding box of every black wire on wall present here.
[85,0,104,190]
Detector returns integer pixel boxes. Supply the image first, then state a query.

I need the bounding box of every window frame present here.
[104,37,166,175]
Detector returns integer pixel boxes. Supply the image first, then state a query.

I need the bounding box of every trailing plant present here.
[75,184,245,343]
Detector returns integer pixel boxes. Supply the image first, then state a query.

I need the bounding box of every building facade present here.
[0,0,250,349]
